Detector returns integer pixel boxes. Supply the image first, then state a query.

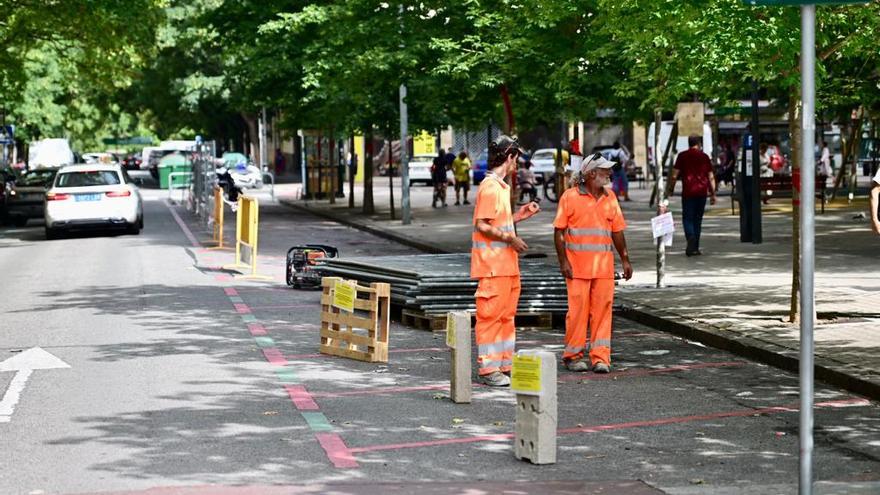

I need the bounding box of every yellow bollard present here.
[208,186,230,250]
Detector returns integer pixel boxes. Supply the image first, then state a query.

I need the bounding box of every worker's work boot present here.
[592,362,611,374]
[564,359,590,372]
[479,371,511,387]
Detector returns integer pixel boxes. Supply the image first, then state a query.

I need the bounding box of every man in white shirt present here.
[871,167,880,235]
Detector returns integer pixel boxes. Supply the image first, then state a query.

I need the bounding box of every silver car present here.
[44,164,143,239]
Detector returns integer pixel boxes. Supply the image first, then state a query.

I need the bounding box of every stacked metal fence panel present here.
[316,254,568,316]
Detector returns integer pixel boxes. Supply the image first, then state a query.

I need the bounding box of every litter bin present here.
[158,155,192,189]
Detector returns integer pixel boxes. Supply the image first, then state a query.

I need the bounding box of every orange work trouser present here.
[475,275,521,375]
[562,277,614,366]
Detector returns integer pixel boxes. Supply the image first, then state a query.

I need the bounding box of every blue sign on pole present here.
[0,125,14,144]
[744,134,753,150]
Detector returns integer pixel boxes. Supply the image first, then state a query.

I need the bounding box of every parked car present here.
[407,154,438,186]
[472,149,488,185]
[44,164,143,239]
[82,152,119,165]
[121,153,142,171]
[529,148,571,184]
[3,168,59,227]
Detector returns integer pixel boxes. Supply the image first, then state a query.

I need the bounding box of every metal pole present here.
[751,79,762,244]
[654,110,666,288]
[400,84,411,224]
[799,5,816,495]
[259,108,267,170]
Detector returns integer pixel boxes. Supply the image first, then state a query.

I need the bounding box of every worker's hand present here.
[621,259,634,281]
[514,202,539,222]
[559,258,573,279]
[509,236,528,253]
[709,195,717,206]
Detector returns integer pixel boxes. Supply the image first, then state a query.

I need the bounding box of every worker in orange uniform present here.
[553,153,633,373]
[471,135,540,387]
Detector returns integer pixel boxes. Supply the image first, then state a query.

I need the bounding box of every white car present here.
[407,154,436,186]
[44,164,143,239]
[406,154,455,186]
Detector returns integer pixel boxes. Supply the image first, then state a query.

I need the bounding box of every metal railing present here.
[168,172,193,204]
[262,170,275,200]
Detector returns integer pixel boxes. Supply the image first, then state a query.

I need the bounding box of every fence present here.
[188,140,217,228]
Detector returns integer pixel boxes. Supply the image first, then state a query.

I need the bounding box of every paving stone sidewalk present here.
[266,180,880,399]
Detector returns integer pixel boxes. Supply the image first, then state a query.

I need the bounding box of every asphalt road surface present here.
[0,184,878,495]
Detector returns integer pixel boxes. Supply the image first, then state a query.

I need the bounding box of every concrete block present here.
[513,349,556,464]
[447,311,472,404]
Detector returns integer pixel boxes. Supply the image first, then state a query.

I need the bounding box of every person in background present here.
[432,152,449,208]
[817,140,832,179]
[517,160,538,203]
[609,141,631,201]
[451,151,471,205]
[274,148,286,176]
[667,136,717,257]
[871,166,880,235]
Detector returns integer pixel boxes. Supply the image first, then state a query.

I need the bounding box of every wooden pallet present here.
[319,277,390,362]
[400,309,554,332]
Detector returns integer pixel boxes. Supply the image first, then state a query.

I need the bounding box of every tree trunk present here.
[349,134,355,209]
[363,127,374,214]
[388,137,395,220]
[788,95,801,324]
[329,131,336,205]
[241,113,258,161]
[500,84,516,135]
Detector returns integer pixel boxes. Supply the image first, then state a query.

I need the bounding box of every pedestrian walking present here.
[553,153,632,374]
[871,166,880,236]
[471,135,540,387]
[451,151,471,205]
[608,141,631,201]
[667,136,717,257]
[817,140,832,179]
[431,152,449,208]
[274,148,286,176]
[516,160,538,203]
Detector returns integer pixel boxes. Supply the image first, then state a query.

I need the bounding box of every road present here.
[0,181,878,495]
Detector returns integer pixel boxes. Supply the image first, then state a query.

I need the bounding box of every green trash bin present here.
[157,154,192,189]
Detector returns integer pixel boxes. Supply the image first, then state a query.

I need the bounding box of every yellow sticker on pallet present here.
[332,281,356,313]
[511,354,542,395]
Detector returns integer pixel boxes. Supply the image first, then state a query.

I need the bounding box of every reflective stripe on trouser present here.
[563,277,615,366]
[475,275,520,375]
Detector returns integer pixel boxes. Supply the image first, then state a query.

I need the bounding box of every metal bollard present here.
[512,349,557,464]
[445,311,472,404]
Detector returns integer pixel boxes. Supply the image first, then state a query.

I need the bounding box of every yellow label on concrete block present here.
[446,315,455,348]
[511,354,542,395]
[332,281,356,312]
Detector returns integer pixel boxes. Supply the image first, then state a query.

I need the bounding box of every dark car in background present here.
[472,149,488,185]
[122,153,142,171]
[3,168,59,226]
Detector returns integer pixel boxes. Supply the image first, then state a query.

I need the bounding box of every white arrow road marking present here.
[0,348,71,423]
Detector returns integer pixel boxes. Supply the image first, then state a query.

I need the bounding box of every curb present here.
[280,198,879,401]
[615,298,880,401]
[279,199,450,255]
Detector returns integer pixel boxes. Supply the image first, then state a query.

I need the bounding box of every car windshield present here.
[18,170,57,187]
[532,151,555,160]
[56,170,121,187]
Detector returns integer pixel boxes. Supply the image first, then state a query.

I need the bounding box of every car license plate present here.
[75,193,102,202]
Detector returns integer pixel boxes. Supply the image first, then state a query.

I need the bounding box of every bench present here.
[760,174,827,213]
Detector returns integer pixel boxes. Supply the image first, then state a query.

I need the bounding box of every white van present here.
[28,138,75,169]
[647,121,713,171]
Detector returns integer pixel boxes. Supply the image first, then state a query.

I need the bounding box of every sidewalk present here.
[271,179,880,400]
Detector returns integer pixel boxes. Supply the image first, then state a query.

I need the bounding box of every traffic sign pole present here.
[799,6,816,494]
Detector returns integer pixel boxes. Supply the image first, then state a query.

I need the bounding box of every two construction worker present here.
[470,135,540,387]
[471,137,632,386]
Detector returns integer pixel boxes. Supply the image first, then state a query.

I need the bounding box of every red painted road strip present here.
[284,385,320,411]
[214,274,232,282]
[245,304,315,310]
[165,200,201,247]
[234,303,251,314]
[347,398,871,454]
[311,384,450,398]
[247,323,267,336]
[224,288,238,296]
[261,348,287,365]
[315,433,359,469]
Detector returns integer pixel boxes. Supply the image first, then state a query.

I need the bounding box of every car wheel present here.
[12,217,27,227]
[138,215,144,229]
[127,221,141,235]
[45,227,58,240]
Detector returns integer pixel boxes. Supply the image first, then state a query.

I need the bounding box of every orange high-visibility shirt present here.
[470,173,519,279]
[552,185,627,279]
